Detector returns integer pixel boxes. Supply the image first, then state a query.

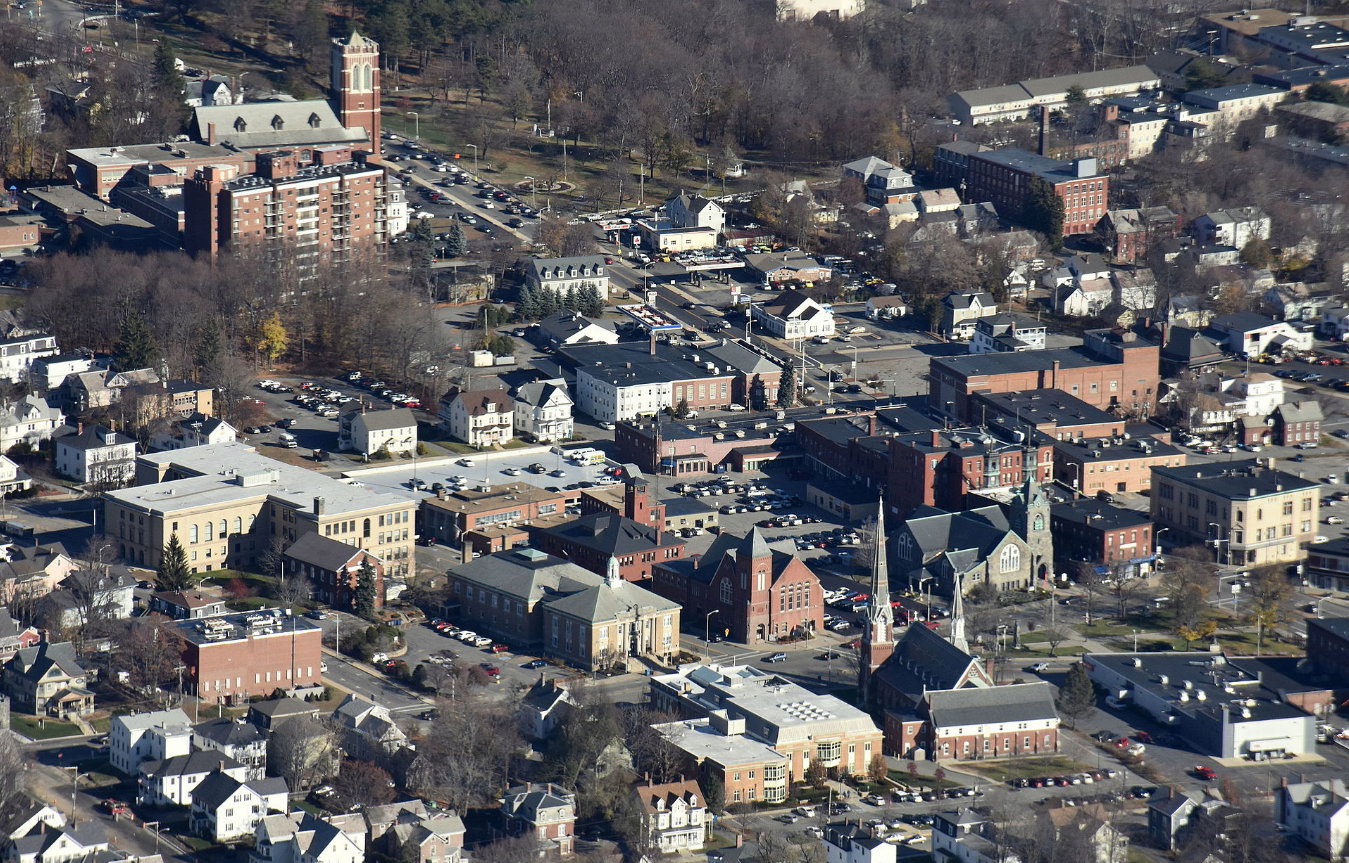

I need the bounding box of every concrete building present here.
[948,66,1160,126]
[1150,459,1318,566]
[54,424,136,487]
[169,608,323,703]
[1084,652,1316,759]
[438,387,513,448]
[1182,85,1286,136]
[648,663,882,781]
[103,443,415,578]
[109,708,193,776]
[65,141,252,202]
[183,147,390,268]
[653,714,791,805]
[445,548,681,671]
[336,405,416,456]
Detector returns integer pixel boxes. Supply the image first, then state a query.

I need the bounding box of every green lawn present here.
[957,756,1094,783]
[88,716,112,733]
[10,715,80,739]
[1076,621,1139,638]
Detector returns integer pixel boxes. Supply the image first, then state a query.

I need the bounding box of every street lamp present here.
[406,111,419,140]
[917,575,934,619]
[705,609,720,647]
[522,175,537,208]
[1207,522,1229,564]
[464,143,478,175]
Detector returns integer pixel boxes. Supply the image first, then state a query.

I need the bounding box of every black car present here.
[523,659,548,669]
[275,418,295,429]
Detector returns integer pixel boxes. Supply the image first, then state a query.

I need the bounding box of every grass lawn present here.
[88,716,112,733]
[957,756,1094,783]
[1077,621,1138,638]
[10,715,80,739]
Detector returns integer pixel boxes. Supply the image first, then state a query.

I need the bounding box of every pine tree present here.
[157,534,193,592]
[579,284,605,317]
[114,308,159,372]
[563,286,578,312]
[518,285,538,320]
[354,559,377,619]
[193,321,222,377]
[777,364,796,408]
[1056,662,1096,728]
[1026,178,1065,244]
[445,221,467,257]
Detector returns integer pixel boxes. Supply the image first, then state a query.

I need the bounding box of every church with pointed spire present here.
[650,527,823,644]
[858,494,894,705]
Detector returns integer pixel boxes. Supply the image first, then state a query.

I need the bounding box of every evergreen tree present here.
[156,534,193,592]
[193,321,222,377]
[777,364,797,408]
[518,285,538,320]
[113,308,159,372]
[1056,662,1096,728]
[538,288,560,317]
[355,559,377,620]
[412,217,435,244]
[1025,178,1065,246]
[1308,81,1349,106]
[563,286,578,311]
[579,284,605,317]
[445,221,467,257]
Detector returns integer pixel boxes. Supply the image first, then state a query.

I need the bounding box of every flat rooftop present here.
[1087,652,1310,724]
[172,607,320,647]
[1151,459,1319,500]
[67,141,246,168]
[653,717,789,766]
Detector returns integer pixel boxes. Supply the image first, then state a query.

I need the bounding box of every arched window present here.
[219,519,227,538]
[999,544,1021,572]
[189,524,198,543]
[233,517,242,534]
[1032,513,1044,531]
[363,518,371,538]
[720,579,732,604]
[361,63,373,91]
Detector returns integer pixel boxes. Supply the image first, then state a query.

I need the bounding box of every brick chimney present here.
[207,122,217,145]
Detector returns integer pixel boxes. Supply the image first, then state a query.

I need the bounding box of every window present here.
[816,741,842,762]
[189,524,198,543]
[999,544,1021,572]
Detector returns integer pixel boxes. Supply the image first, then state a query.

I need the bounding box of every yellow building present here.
[104,442,416,577]
[1151,459,1320,566]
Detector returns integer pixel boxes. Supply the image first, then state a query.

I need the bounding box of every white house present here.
[940,291,997,339]
[931,810,1020,863]
[38,568,137,631]
[193,717,268,780]
[536,312,618,348]
[386,179,410,236]
[138,750,247,807]
[0,454,31,495]
[1054,280,1113,318]
[1277,778,1349,862]
[519,677,574,740]
[825,823,896,863]
[183,75,243,108]
[1207,311,1314,357]
[190,769,289,843]
[6,820,109,863]
[633,779,707,853]
[29,352,98,392]
[525,256,609,297]
[664,193,726,235]
[0,332,58,385]
[337,405,417,456]
[110,709,194,776]
[513,379,574,443]
[438,388,514,448]
[970,314,1047,354]
[1192,207,1271,250]
[333,693,409,761]
[54,424,136,486]
[150,413,238,451]
[751,289,836,339]
[252,812,368,863]
[0,395,63,452]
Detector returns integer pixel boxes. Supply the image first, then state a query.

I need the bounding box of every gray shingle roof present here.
[191,99,367,149]
[283,531,368,573]
[925,682,1058,728]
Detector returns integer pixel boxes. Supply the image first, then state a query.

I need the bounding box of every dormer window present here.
[271,115,284,131]
[234,117,247,133]
[308,113,322,128]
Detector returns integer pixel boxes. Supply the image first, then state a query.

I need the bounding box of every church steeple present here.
[859,493,894,705]
[949,572,969,653]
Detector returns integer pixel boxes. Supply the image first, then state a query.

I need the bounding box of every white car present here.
[727,403,747,412]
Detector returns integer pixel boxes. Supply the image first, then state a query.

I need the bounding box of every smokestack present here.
[1039,105,1050,157]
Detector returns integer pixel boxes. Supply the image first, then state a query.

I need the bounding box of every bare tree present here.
[0,729,25,804]
[268,714,338,791]
[331,759,396,812]
[409,689,519,809]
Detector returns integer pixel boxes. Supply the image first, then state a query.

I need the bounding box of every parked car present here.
[764,652,787,663]
[1192,765,1217,781]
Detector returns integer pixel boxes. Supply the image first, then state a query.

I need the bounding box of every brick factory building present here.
[171,609,322,703]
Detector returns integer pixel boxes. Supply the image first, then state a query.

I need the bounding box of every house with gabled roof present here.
[6,819,109,863]
[519,676,574,740]
[0,545,79,606]
[190,769,289,842]
[150,412,238,451]
[940,291,997,340]
[251,811,367,863]
[921,683,1060,762]
[751,289,836,339]
[1277,777,1349,861]
[2,641,92,718]
[536,311,618,348]
[824,822,894,863]
[632,778,707,853]
[501,783,577,857]
[138,750,247,807]
[0,795,64,843]
[333,693,408,760]
[194,717,268,779]
[337,404,416,456]
[54,424,136,487]
[893,504,1034,597]
[513,378,574,443]
[389,814,465,863]
[283,532,384,612]
[665,192,725,234]
[438,387,513,448]
[0,395,63,453]
[0,607,41,663]
[109,707,192,776]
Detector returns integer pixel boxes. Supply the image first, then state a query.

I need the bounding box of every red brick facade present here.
[180,624,323,702]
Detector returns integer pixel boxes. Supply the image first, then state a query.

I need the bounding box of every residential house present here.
[513,379,574,443]
[743,251,834,285]
[1112,269,1158,313]
[333,693,408,761]
[2,641,93,718]
[865,296,908,320]
[0,607,40,663]
[0,795,65,843]
[36,566,137,632]
[665,193,726,235]
[28,352,97,393]
[54,424,136,487]
[1206,311,1313,358]
[0,395,63,452]
[337,405,417,457]
[149,413,238,451]
[632,779,707,853]
[841,157,917,206]
[751,290,836,339]
[969,314,1047,354]
[6,821,110,863]
[1035,805,1128,863]
[525,256,609,297]
[500,784,576,857]
[519,676,574,740]
[388,815,465,863]
[445,548,681,672]
[536,312,618,348]
[194,717,268,780]
[940,291,997,340]
[1272,400,1322,447]
[1161,327,1226,376]
[190,770,289,842]
[1192,207,1272,249]
[1307,534,1349,592]
[0,333,58,386]
[122,379,216,424]
[438,388,513,448]
[251,811,367,863]
[245,696,323,731]
[1264,282,1335,323]
[58,367,159,412]
[138,750,248,807]
[0,545,78,606]
[283,531,385,611]
[824,823,895,863]
[931,809,1020,863]
[1147,789,1202,851]
[0,455,31,496]
[149,589,230,620]
[1097,206,1180,264]
[184,75,242,108]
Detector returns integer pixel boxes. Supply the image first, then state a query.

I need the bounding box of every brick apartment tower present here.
[331,31,381,155]
[859,493,893,707]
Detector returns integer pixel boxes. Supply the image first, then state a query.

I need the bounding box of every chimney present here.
[77,422,84,436]
[207,122,217,145]
[868,414,878,436]
[930,429,943,447]
[1051,359,1061,388]
[313,496,326,516]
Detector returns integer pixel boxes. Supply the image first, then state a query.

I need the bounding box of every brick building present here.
[534,476,685,582]
[1050,499,1155,576]
[501,784,575,858]
[1306,618,1349,681]
[282,531,385,611]
[1052,434,1186,496]
[960,149,1109,237]
[650,528,822,644]
[1095,206,1182,264]
[183,146,389,268]
[1272,400,1323,447]
[972,389,1125,441]
[929,326,1162,422]
[418,482,568,554]
[171,609,322,703]
[614,407,809,476]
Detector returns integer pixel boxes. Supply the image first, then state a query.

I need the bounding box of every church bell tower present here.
[331,31,382,155]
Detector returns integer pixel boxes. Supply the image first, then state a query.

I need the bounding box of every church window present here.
[1032,514,1044,531]
[999,545,1020,572]
[720,580,732,604]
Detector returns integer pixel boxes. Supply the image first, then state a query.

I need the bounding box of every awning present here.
[1246,739,1286,752]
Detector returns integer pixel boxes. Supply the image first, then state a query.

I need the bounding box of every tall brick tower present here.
[331,31,381,155]
[859,494,893,707]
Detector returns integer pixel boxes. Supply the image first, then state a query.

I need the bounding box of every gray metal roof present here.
[1151,460,1319,499]
[925,682,1058,728]
[190,99,367,149]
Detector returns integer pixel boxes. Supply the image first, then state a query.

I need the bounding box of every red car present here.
[1192,766,1217,781]
[1133,731,1153,744]
[489,643,510,654]
[1113,736,1132,748]
[479,663,501,677]
[843,639,862,649]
